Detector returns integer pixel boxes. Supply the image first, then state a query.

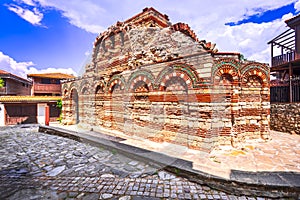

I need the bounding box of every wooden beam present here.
[289,63,293,103]
[281,39,295,47]
[271,43,273,66]
[268,28,294,44]
[273,41,295,51]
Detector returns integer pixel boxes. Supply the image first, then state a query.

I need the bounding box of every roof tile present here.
[0,96,61,102]
[27,73,75,79]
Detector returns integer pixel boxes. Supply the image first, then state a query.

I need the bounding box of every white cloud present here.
[7,4,43,25]
[84,51,91,56]
[21,0,36,6]
[9,0,300,64]
[295,0,300,12]
[0,51,35,78]
[19,0,107,33]
[0,52,77,78]
[205,17,289,63]
[27,67,77,76]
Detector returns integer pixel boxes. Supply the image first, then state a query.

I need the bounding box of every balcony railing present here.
[272,51,300,67]
[33,84,61,94]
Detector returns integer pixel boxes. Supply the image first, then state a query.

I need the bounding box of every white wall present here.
[0,104,4,126]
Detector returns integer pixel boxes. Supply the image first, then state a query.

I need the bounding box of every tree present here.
[0,78,4,88]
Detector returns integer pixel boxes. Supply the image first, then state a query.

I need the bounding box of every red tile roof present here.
[27,73,75,79]
[0,69,32,84]
[0,70,10,75]
[0,95,61,103]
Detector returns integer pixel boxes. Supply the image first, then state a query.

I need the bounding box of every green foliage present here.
[174,168,180,175]
[111,149,117,155]
[240,54,247,61]
[57,113,62,123]
[56,99,63,123]
[56,99,62,110]
[0,78,4,88]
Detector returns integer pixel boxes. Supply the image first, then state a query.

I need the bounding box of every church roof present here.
[94,7,208,49]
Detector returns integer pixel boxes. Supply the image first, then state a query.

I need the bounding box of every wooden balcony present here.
[271,51,300,68]
[33,84,61,94]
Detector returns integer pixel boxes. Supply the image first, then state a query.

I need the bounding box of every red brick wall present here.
[61,17,270,151]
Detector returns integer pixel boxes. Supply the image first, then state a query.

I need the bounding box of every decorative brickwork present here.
[62,8,270,152]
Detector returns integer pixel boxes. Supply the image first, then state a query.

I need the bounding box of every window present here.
[41,78,51,84]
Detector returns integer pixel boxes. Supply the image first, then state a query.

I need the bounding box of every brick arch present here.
[156,65,199,91]
[107,75,126,93]
[240,62,269,77]
[218,73,234,86]
[212,60,239,84]
[241,66,268,87]
[63,89,68,97]
[62,83,69,92]
[81,87,89,95]
[243,75,264,88]
[212,59,240,75]
[69,88,79,124]
[127,70,155,92]
[79,80,90,95]
[62,83,69,97]
[95,81,106,94]
[68,82,79,97]
[131,81,150,93]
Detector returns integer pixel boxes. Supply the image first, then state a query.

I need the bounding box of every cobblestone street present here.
[0,125,283,199]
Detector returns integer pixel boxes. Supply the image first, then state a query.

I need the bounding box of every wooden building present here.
[28,73,75,96]
[0,71,75,126]
[0,70,31,96]
[0,96,61,125]
[268,14,300,102]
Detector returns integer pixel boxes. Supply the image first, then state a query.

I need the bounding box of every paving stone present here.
[158,171,176,180]
[46,165,66,176]
[0,125,292,200]
[100,174,115,178]
[82,193,99,200]
[68,191,79,197]
[128,161,139,166]
[101,193,113,199]
[58,191,68,199]
[118,196,131,200]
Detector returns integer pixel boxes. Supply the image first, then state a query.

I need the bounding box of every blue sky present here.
[0,0,299,78]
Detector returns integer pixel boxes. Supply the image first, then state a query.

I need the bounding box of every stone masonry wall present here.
[61,8,270,152]
[271,103,300,134]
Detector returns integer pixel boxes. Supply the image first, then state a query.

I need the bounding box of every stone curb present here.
[38,125,300,198]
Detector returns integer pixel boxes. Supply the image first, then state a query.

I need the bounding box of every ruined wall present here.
[271,103,300,134]
[62,58,270,151]
[61,8,270,152]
